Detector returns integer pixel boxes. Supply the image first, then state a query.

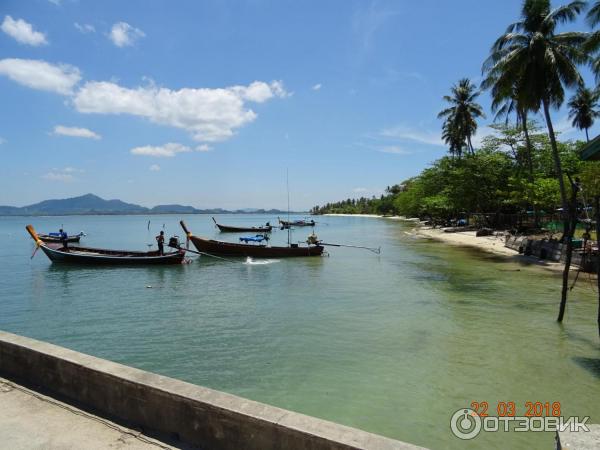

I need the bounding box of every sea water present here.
[0,214,598,449]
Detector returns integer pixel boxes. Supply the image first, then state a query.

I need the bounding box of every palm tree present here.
[441,117,466,158]
[483,0,588,211]
[483,76,536,178]
[438,78,485,155]
[568,86,599,141]
[483,77,541,225]
[482,0,589,323]
[585,1,600,76]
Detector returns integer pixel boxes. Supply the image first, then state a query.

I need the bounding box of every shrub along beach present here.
[313,0,600,334]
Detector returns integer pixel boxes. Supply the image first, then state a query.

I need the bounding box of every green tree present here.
[483,0,589,322]
[483,0,588,215]
[438,78,485,156]
[585,1,600,77]
[568,87,599,141]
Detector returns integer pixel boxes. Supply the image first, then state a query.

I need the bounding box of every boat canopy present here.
[239,235,267,244]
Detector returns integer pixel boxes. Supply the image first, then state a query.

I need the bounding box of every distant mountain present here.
[0,194,305,216]
[17,193,147,215]
[150,204,199,214]
[0,206,21,215]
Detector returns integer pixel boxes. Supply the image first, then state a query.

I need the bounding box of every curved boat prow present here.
[180,220,192,237]
[26,224,44,246]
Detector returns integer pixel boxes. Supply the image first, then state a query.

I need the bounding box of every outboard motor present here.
[168,236,180,248]
[306,233,319,245]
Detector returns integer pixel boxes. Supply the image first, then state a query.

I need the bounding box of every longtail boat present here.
[278,217,316,228]
[180,221,323,258]
[39,232,83,244]
[26,225,185,265]
[212,217,273,233]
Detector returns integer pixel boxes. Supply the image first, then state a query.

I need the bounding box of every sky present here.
[0,0,598,210]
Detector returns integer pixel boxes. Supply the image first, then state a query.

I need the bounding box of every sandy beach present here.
[323,213,383,218]
[322,213,575,272]
[413,226,517,256]
[324,213,514,255]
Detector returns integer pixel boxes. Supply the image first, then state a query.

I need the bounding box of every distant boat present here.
[181,221,323,258]
[278,217,316,228]
[212,217,273,233]
[39,232,84,244]
[26,225,185,265]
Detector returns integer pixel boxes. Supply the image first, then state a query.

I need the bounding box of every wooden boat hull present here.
[278,219,315,227]
[215,223,273,233]
[189,235,323,258]
[39,234,81,243]
[212,217,272,233]
[39,244,185,265]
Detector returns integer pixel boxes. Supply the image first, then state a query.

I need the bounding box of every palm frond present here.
[545,1,587,27]
[587,0,600,26]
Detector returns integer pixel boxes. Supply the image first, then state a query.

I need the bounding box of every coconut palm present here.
[588,0,600,25]
[567,86,599,141]
[483,0,588,213]
[438,78,485,155]
[441,117,466,158]
[482,0,589,323]
[585,1,600,76]
[483,75,536,175]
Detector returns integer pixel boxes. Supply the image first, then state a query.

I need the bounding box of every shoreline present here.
[323,213,575,273]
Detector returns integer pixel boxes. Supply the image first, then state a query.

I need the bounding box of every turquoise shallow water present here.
[1,214,599,449]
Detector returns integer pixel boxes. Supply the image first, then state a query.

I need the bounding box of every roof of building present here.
[581,135,600,160]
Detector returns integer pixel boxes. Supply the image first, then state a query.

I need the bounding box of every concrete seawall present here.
[0,331,422,449]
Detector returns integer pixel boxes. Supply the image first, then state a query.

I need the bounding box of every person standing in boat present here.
[59,228,68,248]
[156,231,165,255]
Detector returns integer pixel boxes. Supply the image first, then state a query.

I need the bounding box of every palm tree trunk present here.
[521,111,538,228]
[586,127,590,142]
[467,135,474,155]
[596,196,600,338]
[557,183,577,322]
[542,99,571,323]
[541,99,569,220]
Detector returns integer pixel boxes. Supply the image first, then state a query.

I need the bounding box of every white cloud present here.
[131,143,192,157]
[0,58,81,95]
[43,172,73,182]
[312,83,322,91]
[232,80,291,102]
[63,167,80,173]
[470,125,497,148]
[1,16,48,46]
[42,167,82,182]
[149,164,160,172]
[196,144,211,152]
[74,80,289,142]
[74,23,95,34]
[53,125,101,139]
[0,56,289,145]
[109,22,145,47]
[352,3,399,56]
[353,187,368,193]
[378,145,412,155]
[379,125,443,146]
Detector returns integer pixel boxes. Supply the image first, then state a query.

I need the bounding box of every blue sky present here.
[0,0,598,210]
